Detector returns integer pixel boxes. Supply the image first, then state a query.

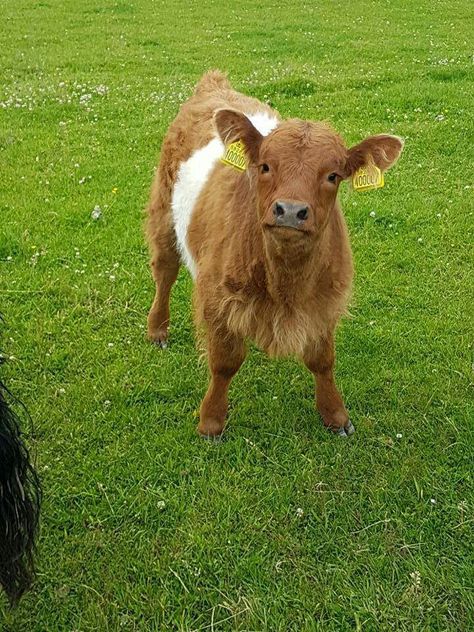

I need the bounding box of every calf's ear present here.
[214,109,263,164]
[345,134,404,176]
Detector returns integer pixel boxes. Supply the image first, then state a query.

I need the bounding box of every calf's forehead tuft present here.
[262,119,346,160]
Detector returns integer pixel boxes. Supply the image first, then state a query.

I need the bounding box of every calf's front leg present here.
[198,328,246,438]
[303,333,355,437]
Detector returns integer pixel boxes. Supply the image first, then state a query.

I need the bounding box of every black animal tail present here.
[0,377,41,605]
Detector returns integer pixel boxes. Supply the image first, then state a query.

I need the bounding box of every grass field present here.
[1,0,473,629]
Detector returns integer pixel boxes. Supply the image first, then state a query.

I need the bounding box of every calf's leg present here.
[147,221,180,347]
[303,333,355,437]
[198,329,246,437]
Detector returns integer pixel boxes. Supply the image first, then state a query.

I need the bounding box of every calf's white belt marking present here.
[171,112,279,277]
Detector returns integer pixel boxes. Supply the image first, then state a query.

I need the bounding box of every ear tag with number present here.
[352,163,384,192]
[221,140,248,172]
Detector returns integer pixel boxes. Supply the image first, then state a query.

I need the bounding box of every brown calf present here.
[146,70,403,438]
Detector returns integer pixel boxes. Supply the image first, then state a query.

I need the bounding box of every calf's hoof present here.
[333,420,356,438]
[147,329,168,349]
[197,418,225,439]
[199,431,223,443]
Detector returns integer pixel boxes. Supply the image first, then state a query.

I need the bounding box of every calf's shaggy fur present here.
[146,71,403,437]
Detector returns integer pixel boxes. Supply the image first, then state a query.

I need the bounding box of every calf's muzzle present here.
[273,200,309,229]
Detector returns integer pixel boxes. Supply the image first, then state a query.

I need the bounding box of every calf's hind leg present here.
[147,227,180,348]
[303,333,355,437]
[198,328,246,437]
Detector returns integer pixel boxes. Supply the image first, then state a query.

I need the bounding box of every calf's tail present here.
[0,376,41,605]
[193,69,232,97]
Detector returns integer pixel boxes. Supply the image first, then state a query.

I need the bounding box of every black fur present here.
[0,355,41,605]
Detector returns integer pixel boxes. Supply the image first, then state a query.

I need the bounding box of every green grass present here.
[1,0,473,629]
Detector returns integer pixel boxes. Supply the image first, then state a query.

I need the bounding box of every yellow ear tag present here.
[221,140,248,172]
[352,163,384,192]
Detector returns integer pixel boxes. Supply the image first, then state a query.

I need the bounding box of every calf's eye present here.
[327,172,338,183]
[261,163,270,173]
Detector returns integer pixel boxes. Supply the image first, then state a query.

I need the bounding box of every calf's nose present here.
[273,200,309,228]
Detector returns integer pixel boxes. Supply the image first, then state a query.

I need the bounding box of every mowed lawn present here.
[1,0,473,629]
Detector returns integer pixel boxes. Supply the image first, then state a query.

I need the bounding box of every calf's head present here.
[215,109,403,247]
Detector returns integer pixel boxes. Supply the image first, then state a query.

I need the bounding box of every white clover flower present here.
[91,205,102,220]
[79,93,92,105]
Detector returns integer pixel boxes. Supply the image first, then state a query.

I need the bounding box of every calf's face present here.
[215,109,403,244]
[255,120,348,237]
